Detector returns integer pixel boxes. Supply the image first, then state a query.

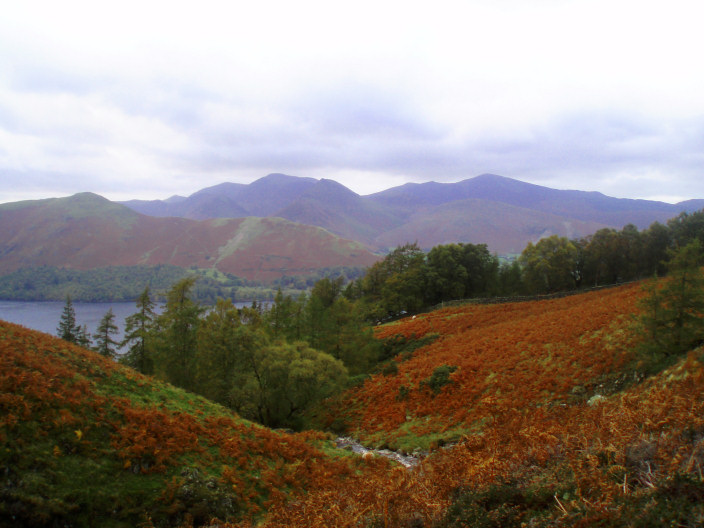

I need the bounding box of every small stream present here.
[335,437,424,468]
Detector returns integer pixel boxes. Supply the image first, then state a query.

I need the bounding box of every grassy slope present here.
[0,321,388,527]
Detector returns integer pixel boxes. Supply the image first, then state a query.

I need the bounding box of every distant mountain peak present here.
[258,172,315,183]
[112,172,696,256]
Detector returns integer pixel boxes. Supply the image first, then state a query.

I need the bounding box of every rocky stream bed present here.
[335,437,425,468]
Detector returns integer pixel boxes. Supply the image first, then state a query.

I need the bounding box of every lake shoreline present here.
[0,300,252,340]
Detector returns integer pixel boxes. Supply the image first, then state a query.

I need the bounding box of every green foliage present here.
[379,333,439,364]
[194,299,268,409]
[0,264,368,304]
[56,295,80,343]
[138,289,355,431]
[163,467,241,526]
[396,385,410,401]
[75,324,92,349]
[381,361,399,376]
[520,235,579,294]
[636,240,704,357]
[267,288,306,341]
[422,364,458,394]
[0,265,190,302]
[349,243,427,320]
[349,242,504,320]
[425,244,470,303]
[439,480,568,528]
[229,341,348,429]
[266,278,381,376]
[92,308,119,359]
[152,277,204,391]
[119,287,157,374]
[668,210,704,248]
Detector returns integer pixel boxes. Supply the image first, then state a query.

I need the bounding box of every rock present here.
[588,394,607,406]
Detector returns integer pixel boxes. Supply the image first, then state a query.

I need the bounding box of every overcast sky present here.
[1,0,703,205]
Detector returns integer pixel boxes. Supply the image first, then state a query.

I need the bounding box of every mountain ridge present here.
[118,173,698,254]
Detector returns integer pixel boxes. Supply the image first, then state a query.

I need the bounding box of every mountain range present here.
[1,173,701,283]
[121,173,702,254]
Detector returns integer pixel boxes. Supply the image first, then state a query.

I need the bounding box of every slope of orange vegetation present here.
[339,284,642,449]
[263,349,704,527]
[0,321,387,526]
[259,283,704,527]
[5,282,704,527]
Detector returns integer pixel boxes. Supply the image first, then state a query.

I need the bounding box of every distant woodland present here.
[0,264,367,303]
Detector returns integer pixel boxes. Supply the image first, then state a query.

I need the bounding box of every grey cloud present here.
[164,106,704,202]
[0,169,96,198]
[290,85,441,140]
[106,80,219,131]
[2,57,704,204]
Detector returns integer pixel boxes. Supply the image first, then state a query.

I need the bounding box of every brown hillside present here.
[0,193,379,280]
[334,283,645,450]
[372,197,608,253]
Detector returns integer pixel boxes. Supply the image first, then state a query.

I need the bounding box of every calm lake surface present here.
[0,301,252,341]
[0,301,144,341]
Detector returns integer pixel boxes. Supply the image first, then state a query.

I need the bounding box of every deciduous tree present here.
[520,235,579,294]
[230,341,348,429]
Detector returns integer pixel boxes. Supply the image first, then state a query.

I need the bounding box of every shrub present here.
[421,365,457,394]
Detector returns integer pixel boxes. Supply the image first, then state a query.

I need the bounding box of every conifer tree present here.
[153,277,203,391]
[76,324,92,348]
[93,308,119,359]
[637,239,704,356]
[57,295,80,343]
[120,286,156,374]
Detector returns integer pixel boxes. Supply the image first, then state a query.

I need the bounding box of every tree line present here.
[0,263,367,303]
[57,276,381,431]
[345,210,704,321]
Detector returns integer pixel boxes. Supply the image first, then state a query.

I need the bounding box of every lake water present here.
[0,301,146,341]
[0,300,251,342]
